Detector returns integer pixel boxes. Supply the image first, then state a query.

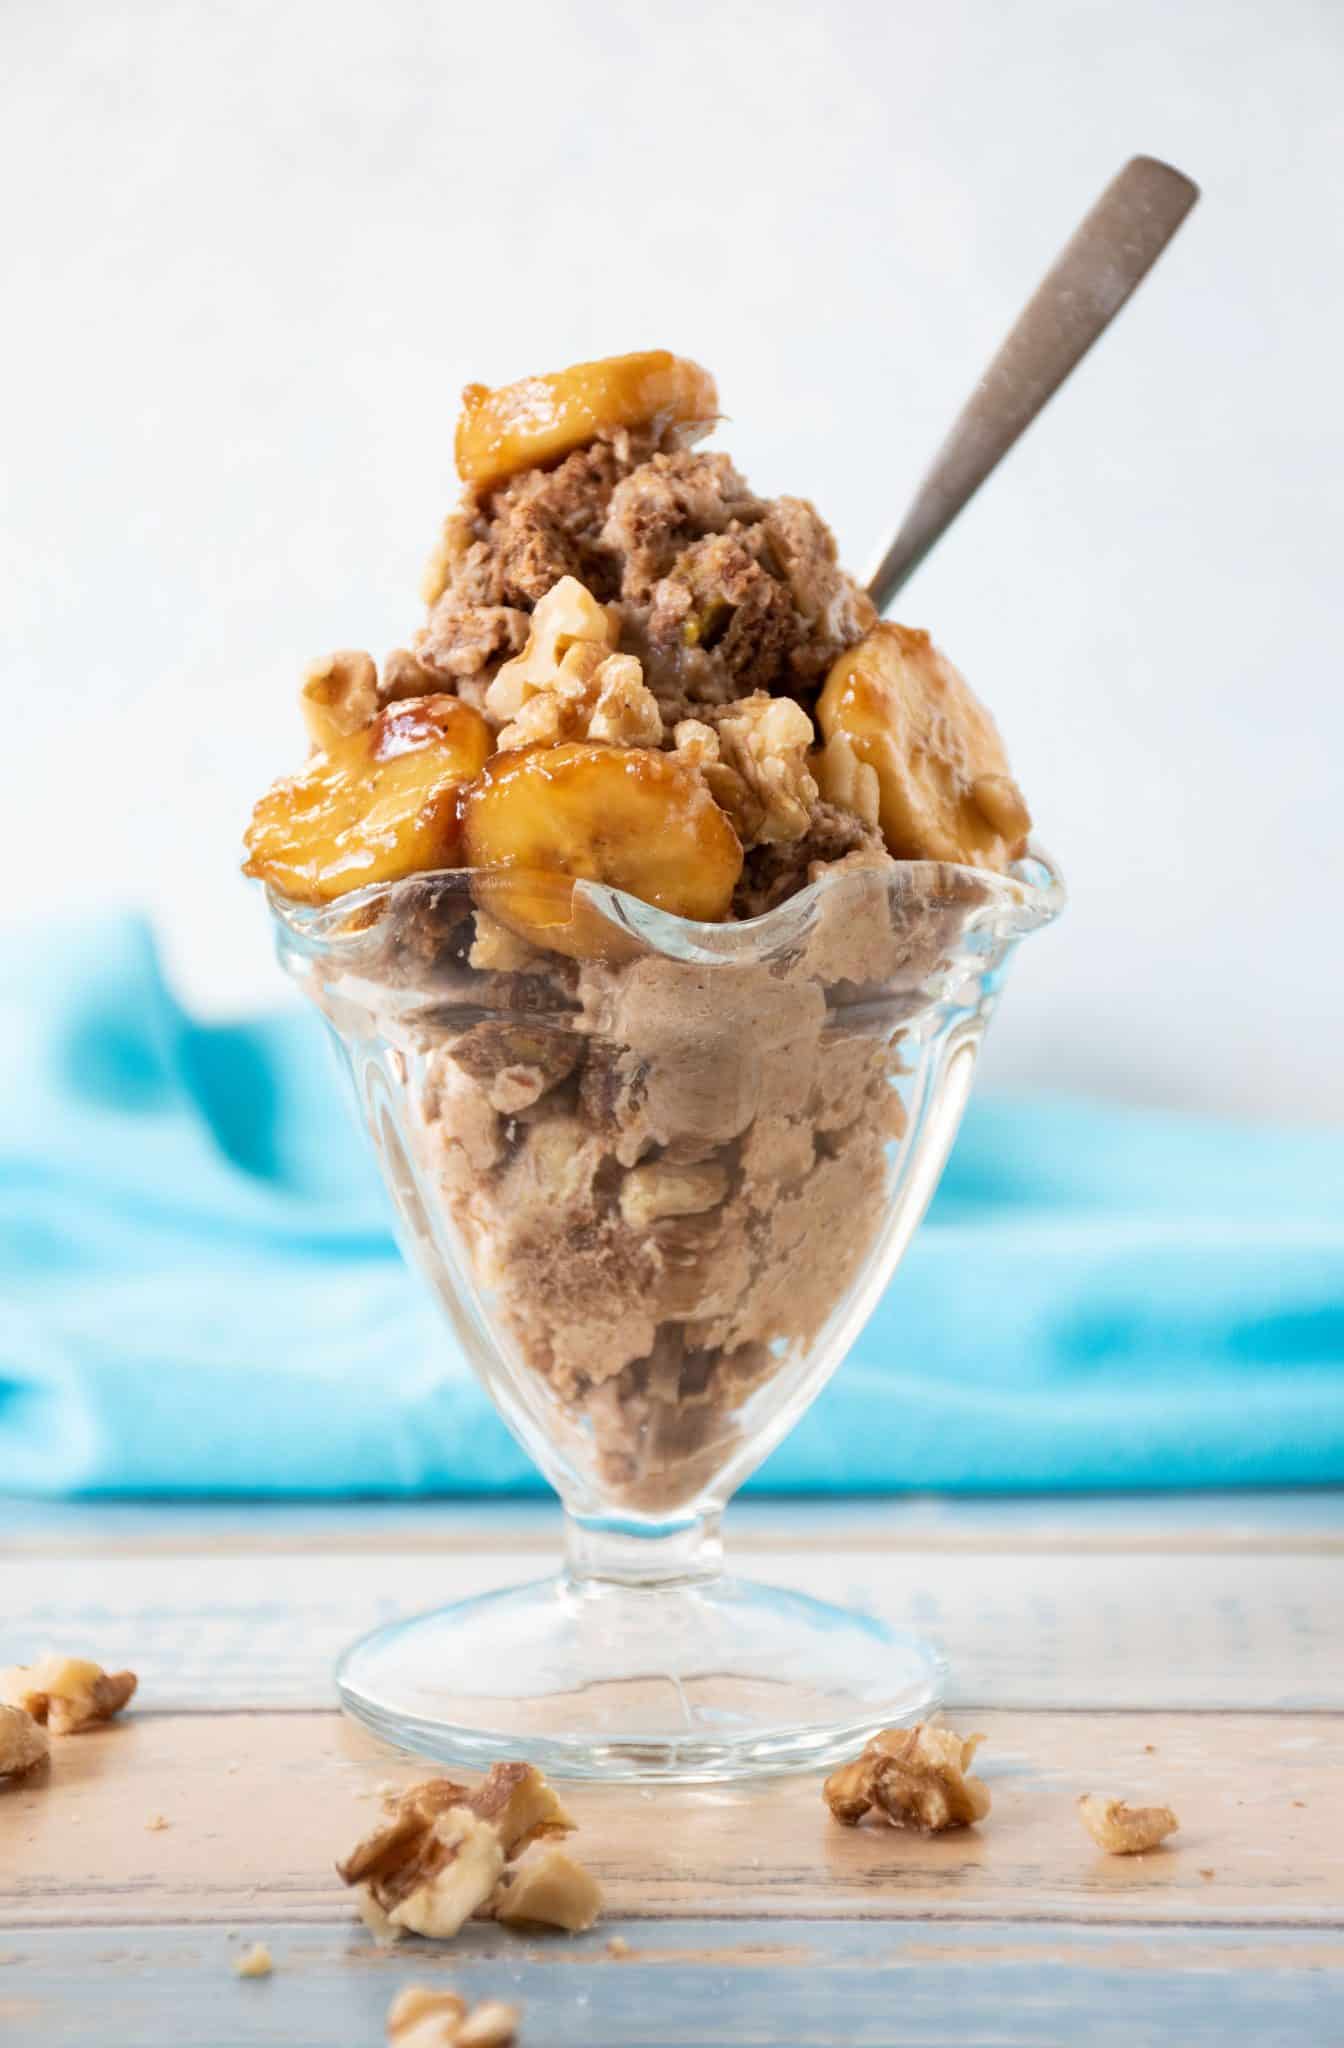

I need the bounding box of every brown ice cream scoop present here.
[455,350,718,491]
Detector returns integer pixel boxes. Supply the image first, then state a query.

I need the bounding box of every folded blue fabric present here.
[3,915,1342,1496]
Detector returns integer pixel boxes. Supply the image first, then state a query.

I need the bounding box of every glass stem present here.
[564,1508,724,1590]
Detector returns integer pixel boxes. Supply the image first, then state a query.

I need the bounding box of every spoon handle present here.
[866,155,1200,614]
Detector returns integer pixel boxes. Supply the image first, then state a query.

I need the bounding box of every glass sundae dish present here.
[245,351,1063,1778]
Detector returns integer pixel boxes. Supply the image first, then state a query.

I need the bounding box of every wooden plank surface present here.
[5,1921,1344,2048]
[3,1546,1338,1710]
[2,1709,1339,1929]
[6,1491,1344,1556]
[4,1496,1342,2044]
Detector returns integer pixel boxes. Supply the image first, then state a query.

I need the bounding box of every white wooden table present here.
[2,1494,1341,2044]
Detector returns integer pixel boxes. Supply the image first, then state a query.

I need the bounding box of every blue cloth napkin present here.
[3,915,1342,1496]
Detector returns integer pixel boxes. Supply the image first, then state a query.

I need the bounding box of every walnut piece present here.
[234,1942,273,1979]
[341,1764,573,1939]
[300,649,379,748]
[492,1843,604,1932]
[1,1655,138,1735]
[823,1722,991,1833]
[339,1800,504,1939]
[670,718,761,843]
[1077,1794,1179,1854]
[387,1987,520,2048]
[821,1754,874,1826]
[486,575,613,723]
[468,910,544,974]
[0,1703,49,1777]
[586,654,663,747]
[671,718,720,770]
[499,645,660,751]
[619,1160,729,1228]
[714,692,819,844]
[485,575,662,752]
[467,1759,575,1856]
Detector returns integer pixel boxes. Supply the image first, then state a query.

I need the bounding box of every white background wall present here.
[3,0,1341,1119]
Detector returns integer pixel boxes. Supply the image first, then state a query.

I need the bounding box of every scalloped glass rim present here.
[265,840,1066,962]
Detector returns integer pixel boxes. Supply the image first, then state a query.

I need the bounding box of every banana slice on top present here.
[455,351,718,491]
[461,740,742,957]
[244,696,493,903]
[817,623,1031,870]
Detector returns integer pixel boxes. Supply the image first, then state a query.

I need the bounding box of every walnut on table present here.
[1077,1794,1180,1854]
[0,1702,49,1778]
[492,1843,604,1932]
[341,1761,597,1942]
[387,1986,520,2048]
[339,1801,505,1940]
[0,1655,138,1735]
[823,1722,991,1833]
[460,1758,575,1856]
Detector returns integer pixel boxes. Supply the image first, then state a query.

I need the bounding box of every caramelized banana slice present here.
[244,696,492,903]
[817,623,1031,869]
[461,741,742,956]
[455,351,718,491]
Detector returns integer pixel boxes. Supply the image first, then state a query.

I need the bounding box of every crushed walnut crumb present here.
[0,1655,138,1735]
[823,1722,991,1833]
[145,1813,170,1832]
[1077,1794,1180,1854]
[387,1986,520,2047]
[0,1703,49,1778]
[234,1942,273,1979]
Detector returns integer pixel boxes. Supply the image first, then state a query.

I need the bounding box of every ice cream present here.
[244,351,1033,1510]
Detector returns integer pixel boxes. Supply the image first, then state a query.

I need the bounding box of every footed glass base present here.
[336,1565,944,1781]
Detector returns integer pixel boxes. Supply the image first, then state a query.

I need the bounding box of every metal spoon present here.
[866,155,1200,613]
